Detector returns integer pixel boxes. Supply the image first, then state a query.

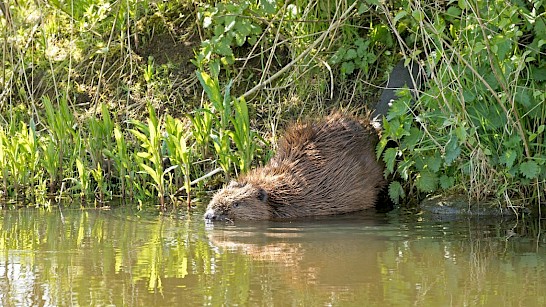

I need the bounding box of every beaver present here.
[204,113,386,221]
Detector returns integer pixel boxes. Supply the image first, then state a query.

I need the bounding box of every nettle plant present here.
[196,0,275,67]
[330,38,378,76]
[329,21,393,77]
[378,0,546,207]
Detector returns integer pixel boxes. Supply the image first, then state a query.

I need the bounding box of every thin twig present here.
[190,167,223,186]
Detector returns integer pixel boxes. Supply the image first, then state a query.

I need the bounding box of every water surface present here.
[1,208,545,306]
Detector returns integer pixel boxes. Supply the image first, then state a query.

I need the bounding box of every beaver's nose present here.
[204,209,220,220]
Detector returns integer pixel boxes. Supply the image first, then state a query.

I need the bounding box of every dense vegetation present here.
[0,0,544,213]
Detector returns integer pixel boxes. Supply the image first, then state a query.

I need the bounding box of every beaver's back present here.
[240,113,385,218]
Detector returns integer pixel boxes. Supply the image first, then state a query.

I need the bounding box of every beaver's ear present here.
[257,188,268,202]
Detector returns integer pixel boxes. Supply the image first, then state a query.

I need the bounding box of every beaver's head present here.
[204,181,270,221]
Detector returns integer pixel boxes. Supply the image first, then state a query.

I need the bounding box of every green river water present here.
[0,207,545,306]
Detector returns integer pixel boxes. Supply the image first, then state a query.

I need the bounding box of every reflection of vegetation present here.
[0,209,215,305]
[1,210,545,305]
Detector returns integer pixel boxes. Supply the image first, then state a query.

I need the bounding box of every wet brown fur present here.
[205,113,386,221]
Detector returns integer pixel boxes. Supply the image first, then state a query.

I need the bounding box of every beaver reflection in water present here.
[204,113,386,221]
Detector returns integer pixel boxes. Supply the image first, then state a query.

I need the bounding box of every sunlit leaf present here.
[260,0,276,14]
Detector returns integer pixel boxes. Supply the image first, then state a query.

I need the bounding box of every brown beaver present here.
[204,113,385,221]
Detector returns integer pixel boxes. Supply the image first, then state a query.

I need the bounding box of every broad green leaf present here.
[196,71,222,104]
[344,48,357,60]
[387,98,410,120]
[446,6,461,17]
[388,181,405,204]
[383,147,398,175]
[76,159,85,176]
[394,11,407,25]
[492,35,511,61]
[455,125,467,142]
[444,135,461,165]
[428,152,442,173]
[358,3,369,14]
[412,10,424,22]
[440,175,455,189]
[129,129,148,143]
[416,171,438,193]
[140,163,160,183]
[529,125,545,142]
[534,17,546,38]
[531,65,546,81]
[500,149,517,168]
[224,15,236,32]
[136,152,153,160]
[259,0,276,14]
[376,138,389,160]
[234,31,245,46]
[401,127,422,150]
[216,37,234,56]
[341,61,355,75]
[519,161,539,179]
[515,88,532,108]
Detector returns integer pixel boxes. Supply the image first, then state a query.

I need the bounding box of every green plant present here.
[195,64,262,177]
[84,103,116,203]
[188,109,214,158]
[87,103,115,170]
[196,1,267,67]
[108,125,133,201]
[129,104,167,210]
[41,137,60,197]
[0,127,8,198]
[330,37,378,76]
[75,158,91,201]
[377,0,546,208]
[229,96,256,174]
[164,115,193,207]
[18,121,42,200]
[42,96,78,196]
[196,68,233,175]
[90,162,108,204]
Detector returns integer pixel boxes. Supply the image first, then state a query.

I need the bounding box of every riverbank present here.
[0,1,544,214]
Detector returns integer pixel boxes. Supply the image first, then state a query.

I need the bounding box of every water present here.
[0,208,545,306]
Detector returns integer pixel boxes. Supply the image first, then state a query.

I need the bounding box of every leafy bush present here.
[377,0,546,208]
[195,1,275,68]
